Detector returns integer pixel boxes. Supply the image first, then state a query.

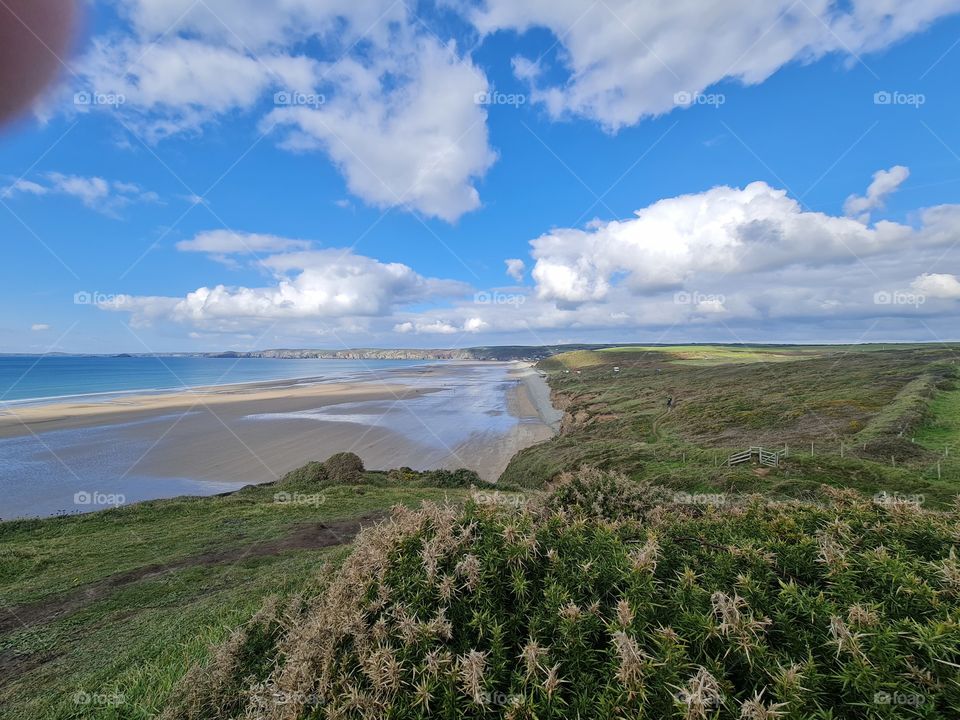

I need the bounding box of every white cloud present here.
[2,172,159,214]
[31,324,51,331]
[394,319,459,334]
[391,176,960,340]
[3,179,48,197]
[393,316,489,334]
[46,173,111,206]
[463,317,489,332]
[103,246,471,331]
[529,180,916,306]
[844,165,910,221]
[505,258,526,282]
[176,230,310,255]
[72,1,497,221]
[117,0,406,50]
[912,273,960,299]
[266,36,496,221]
[101,179,960,344]
[472,1,960,129]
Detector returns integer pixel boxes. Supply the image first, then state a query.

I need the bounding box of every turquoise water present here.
[0,356,429,404]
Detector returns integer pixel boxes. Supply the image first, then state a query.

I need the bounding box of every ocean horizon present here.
[0,355,435,405]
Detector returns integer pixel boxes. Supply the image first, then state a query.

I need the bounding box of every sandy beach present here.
[0,362,559,519]
[0,378,427,439]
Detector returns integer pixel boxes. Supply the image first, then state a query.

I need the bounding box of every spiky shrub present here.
[280,461,329,486]
[324,452,365,484]
[175,471,960,719]
[536,466,676,522]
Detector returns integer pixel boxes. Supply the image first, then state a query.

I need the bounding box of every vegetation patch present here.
[173,469,960,719]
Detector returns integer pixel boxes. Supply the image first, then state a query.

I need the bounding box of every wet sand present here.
[0,362,560,519]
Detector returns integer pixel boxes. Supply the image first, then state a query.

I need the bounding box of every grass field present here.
[0,478,471,719]
[502,344,960,504]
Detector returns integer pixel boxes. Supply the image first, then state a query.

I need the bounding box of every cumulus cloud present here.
[391,175,960,341]
[103,245,472,332]
[912,273,960,299]
[2,172,159,214]
[101,177,960,344]
[472,1,960,129]
[71,1,496,222]
[266,36,496,222]
[505,258,526,282]
[844,165,910,221]
[528,180,918,306]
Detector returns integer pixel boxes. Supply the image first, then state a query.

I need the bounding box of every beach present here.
[0,361,558,519]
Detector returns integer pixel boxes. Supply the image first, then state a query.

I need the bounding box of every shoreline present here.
[0,362,560,519]
[0,377,431,439]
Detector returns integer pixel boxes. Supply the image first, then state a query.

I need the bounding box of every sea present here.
[0,355,429,405]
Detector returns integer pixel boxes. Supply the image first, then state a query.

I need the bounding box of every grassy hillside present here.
[502,345,960,504]
[0,469,475,719]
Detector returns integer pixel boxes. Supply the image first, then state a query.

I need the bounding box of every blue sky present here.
[3,0,960,353]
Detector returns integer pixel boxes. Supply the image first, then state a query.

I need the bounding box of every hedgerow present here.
[170,470,960,719]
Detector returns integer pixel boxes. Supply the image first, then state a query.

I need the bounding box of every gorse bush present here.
[172,470,960,719]
[323,452,365,484]
[535,466,676,522]
[280,461,329,486]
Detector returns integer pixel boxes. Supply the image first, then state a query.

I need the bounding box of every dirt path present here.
[0,512,384,638]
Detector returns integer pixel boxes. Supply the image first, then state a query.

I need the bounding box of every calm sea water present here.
[0,356,429,405]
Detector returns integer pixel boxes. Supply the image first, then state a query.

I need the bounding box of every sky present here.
[3,0,960,354]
